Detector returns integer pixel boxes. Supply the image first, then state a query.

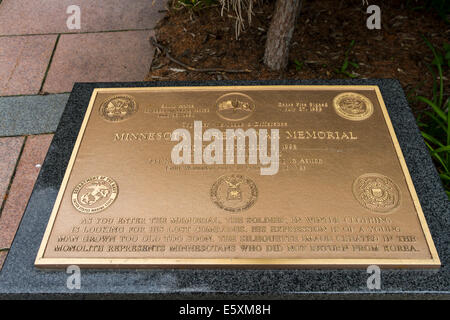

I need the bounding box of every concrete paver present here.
[0,134,52,269]
[0,35,57,96]
[43,31,155,93]
[0,94,70,136]
[0,0,167,36]
[0,137,24,210]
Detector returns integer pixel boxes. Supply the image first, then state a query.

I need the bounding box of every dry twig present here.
[150,37,251,74]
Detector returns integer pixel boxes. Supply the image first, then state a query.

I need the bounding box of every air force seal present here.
[210,174,258,212]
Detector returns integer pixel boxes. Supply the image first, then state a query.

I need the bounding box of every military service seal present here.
[216,93,256,121]
[210,174,258,212]
[72,176,118,214]
[99,95,138,122]
[333,92,374,121]
[352,173,400,214]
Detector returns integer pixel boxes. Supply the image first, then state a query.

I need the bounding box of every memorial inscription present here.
[35,86,440,268]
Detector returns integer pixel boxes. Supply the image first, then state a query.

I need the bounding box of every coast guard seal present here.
[352,173,400,214]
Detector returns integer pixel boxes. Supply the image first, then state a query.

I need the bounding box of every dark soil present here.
[146,0,449,113]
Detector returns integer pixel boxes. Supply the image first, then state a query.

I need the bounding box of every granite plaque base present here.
[0,80,449,299]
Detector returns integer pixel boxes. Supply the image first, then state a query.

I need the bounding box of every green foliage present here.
[406,0,449,23]
[335,40,359,78]
[424,0,449,23]
[415,37,450,198]
[294,59,304,71]
[431,42,450,68]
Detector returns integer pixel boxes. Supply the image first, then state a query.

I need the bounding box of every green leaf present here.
[422,131,445,148]
[422,36,444,107]
[431,145,450,154]
[416,96,446,121]
[294,59,304,71]
[447,100,450,148]
[432,55,444,66]
[423,110,448,134]
[342,59,348,71]
[424,140,449,172]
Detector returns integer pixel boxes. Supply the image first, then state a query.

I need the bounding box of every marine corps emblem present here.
[99,95,138,122]
[333,92,373,121]
[210,174,258,212]
[352,173,400,214]
[71,176,118,214]
[216,93,256,121]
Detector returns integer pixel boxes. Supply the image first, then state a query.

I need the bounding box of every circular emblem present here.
[333,92,373,121]
[99,95,138,122]
[210,174,258,212]
[71,176,118,214]
[216,93,256,121]
[352,173,400,214]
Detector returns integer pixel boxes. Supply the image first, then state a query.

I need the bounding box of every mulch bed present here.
[146,0,449,113]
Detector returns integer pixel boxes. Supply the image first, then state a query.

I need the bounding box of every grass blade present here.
[421,132,445,148]
[417,96,446,121]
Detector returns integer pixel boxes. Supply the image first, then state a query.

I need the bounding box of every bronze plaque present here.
[35,86,440,268]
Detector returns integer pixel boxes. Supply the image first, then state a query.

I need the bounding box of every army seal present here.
[352,173,400,214]
[71,176,118,214]
[216,93,256,121]
[333,92,373,121]
[99,95,138,122]
[210,174,258,212]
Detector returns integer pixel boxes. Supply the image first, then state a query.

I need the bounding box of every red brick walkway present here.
[0,0,167,269]
[0,135,52,267]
